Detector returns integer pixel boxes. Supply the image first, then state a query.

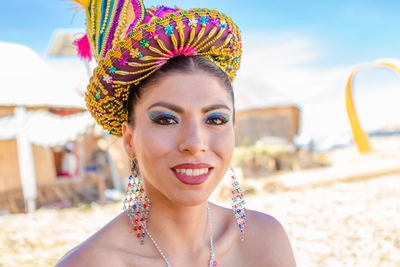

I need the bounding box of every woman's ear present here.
[122,121,136,158]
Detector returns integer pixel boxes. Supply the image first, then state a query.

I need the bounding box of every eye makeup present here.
[147,110,179,125]
[204,111,230,125]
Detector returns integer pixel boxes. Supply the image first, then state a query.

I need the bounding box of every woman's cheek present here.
[209,126,235,158]
[137,124,178,157]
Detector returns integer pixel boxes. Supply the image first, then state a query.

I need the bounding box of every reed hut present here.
[0,42,98,213]
[234,79,300,146]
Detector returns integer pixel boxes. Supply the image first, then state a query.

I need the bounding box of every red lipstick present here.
[171,163,213,185]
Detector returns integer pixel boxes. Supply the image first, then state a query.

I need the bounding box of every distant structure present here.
[234,79,300,146]
[345,59,400,153]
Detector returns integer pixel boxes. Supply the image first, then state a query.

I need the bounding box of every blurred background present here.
[0,0,399,266]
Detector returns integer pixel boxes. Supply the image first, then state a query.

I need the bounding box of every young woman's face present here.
[122,71,235,206]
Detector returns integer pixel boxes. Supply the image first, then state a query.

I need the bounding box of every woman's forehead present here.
[138,72,232,109]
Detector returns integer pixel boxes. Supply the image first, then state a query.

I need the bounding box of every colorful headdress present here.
[73,0,242,136]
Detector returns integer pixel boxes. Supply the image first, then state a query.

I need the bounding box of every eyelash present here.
[205,115,229,125]
[152,115,179,125]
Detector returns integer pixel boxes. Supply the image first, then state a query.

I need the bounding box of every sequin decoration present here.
[188,17,198,28]
[230,166,246,241]
[123,161,151,245]
[200,16,209,25]
[103,74,113,83]
[164,25,174,36]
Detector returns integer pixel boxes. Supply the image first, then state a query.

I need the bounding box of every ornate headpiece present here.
[72,0,242,136]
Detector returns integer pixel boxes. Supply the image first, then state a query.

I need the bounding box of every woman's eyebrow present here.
[147,102,184,113]
[201,104,231,113]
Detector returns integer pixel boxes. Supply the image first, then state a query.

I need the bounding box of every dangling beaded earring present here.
[123,159,151,245]
[229,166,247,242]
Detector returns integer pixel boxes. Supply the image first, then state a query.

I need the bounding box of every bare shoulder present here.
[209,203,296,266]
[55,213,128,267]
[55,239,102,267]
[244,210,297,267]
[246,209,286,237]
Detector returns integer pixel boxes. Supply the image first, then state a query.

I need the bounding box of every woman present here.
[57,1,296,266]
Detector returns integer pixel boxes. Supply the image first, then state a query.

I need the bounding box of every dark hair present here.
[126,55,235,126]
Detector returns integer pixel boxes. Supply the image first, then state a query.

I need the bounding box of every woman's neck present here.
[144,185,211,256]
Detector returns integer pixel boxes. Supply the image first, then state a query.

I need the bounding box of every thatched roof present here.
[0,42,85,109]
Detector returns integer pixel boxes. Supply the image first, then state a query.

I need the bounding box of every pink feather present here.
[73,34,92,62]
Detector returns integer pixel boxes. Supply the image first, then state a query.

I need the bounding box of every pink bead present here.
[213,260,217,266]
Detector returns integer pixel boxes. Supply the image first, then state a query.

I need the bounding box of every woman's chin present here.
[168,191,212,207]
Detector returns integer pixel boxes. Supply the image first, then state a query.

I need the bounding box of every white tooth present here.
[175,168,211,176]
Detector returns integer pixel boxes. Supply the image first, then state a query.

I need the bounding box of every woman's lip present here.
[172,168,213,185]
[172,163,212,169]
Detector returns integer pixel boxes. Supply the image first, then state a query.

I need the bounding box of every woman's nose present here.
[178,121,207,155]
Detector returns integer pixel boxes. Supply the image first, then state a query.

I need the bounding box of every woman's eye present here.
[148,111,179,125]
[206,116,228,125]
[154,116,178,125]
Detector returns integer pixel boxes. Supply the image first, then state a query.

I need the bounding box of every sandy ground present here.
[1,173,399,267]
[248,174,400,267]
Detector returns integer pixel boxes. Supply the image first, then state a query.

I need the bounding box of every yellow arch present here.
[345,59,400,153]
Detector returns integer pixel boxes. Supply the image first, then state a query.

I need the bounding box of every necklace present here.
[144,202,217,267]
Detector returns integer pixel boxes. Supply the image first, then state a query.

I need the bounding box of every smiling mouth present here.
[171,167,213,185]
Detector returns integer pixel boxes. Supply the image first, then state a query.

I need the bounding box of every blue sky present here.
[1,0,400,149]
[1,0,399,65]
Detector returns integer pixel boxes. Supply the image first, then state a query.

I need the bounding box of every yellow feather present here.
[70,0,91,10]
